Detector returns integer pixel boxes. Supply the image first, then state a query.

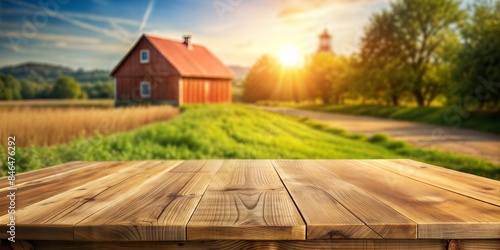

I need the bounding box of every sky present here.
[0,0,472,70]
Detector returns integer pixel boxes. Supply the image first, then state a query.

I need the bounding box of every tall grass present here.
[2,105,498,180]
[0,105,178,147]
[3,105,402,174]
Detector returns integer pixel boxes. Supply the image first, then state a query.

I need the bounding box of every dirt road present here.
[260,106,500,164]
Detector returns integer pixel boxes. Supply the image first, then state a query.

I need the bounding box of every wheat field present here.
[0,99,115,108]
[1,105,178,147]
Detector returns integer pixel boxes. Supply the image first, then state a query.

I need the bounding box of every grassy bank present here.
[298,117,499,179]
[1,105,498,179]
[307,105,500,134]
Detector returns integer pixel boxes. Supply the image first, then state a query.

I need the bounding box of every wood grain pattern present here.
[0,162,132,216]
[273,160,416,239]
[187,160,305,240]
[317,160,500,239]
[25,239,462,250]
[0,161,85,189]
[0,161,180,240]
[452,239,500,250]
[23,239,500,250]
[1,160,499,243]
[74,160,222,241]
[368,159,500,206]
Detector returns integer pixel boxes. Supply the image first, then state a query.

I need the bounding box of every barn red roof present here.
[111,34,234,79]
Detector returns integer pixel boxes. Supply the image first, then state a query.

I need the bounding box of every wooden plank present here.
[27,239,461,250]
[1,240,33,250]
[451,239,500,250]
[273,160,416,239]
[187,160,305,240]
[0,161,180,241]
[0,161,86,189]
[318,160,500,239]
[0,240,14,250]
[367,159,500,206]
[74,160,223,241]
[0,162,133,216]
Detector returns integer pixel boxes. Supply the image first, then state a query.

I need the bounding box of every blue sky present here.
[0,0,472,70]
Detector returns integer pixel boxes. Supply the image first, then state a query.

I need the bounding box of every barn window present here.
[140,81,151,98]
[140,49,149,63]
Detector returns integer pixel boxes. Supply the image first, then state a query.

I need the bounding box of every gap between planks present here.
[183,161,224,241]
[186,160,306,240]
[270,160,385,240]
[73,160,223,241]
[271,160,417,240]
[0,161,182,240]
[316,160,500,239]
[2,160,499,242]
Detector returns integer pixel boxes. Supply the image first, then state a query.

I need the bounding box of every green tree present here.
[359,10,412,106]
[52,76,81,99]
[20,80,37,99]
[452,0,500,109]
[393,0,464,106]
[243,55,308,103]
[360,0,464,106]
[81,82,114,99]
[0,74,22,100]
[35,83,54,99]
[305,53,351,104]
[242,55,281,102]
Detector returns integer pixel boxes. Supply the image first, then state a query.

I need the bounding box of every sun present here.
[279,45,302,67]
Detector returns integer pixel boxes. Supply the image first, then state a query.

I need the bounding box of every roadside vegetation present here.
[2,105,497,180]
[255,101,500,134]
[308,105,500,134]
[0,105,178,147]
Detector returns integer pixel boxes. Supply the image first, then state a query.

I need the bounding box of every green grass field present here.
[2,105,498,179]
[307,105,500,134]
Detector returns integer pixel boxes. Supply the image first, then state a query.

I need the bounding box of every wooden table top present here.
[1,159,499,242]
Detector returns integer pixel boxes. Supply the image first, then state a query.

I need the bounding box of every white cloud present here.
[4,0,136,43]
[1,31,128,54]
[1,8,140,27]
[1,0,394,68]
[2,31,101,44]
[139,0,155,31]
[63,12,140,26]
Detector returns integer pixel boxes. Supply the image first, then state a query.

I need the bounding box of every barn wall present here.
[113,36,182,104]
[181,78,231,104]
[113,37,179,78]
[116,76,179,103]
[112,36,233,105]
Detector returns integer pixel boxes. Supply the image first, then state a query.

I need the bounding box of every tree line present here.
[0,62,111,85]
[0,74,113,100]
[243,0,500,109]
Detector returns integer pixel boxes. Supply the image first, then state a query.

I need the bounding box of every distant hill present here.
[0,62,112,84]
[0,62,249,84]
[229,65,250,79]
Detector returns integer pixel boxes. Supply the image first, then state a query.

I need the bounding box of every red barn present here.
[111,34,234,106]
